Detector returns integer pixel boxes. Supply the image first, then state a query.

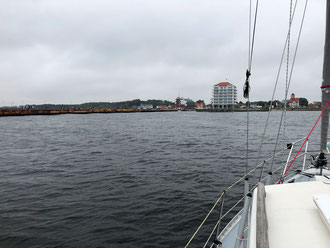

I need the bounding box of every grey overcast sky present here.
[0,0,326,105]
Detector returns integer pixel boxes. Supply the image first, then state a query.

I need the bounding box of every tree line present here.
[13,99,174,110]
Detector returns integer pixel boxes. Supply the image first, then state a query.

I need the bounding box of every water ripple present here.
[0,111,323,247]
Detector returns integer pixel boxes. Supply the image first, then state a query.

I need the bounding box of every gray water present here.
[0,111,325,247]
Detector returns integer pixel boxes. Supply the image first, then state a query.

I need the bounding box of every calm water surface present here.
[0,111,326,247]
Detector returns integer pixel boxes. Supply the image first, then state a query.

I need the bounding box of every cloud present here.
[0,0,326,105]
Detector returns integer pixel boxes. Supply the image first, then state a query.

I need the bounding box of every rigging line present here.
[246,98,250,177]
[203,157,290,247]
[204,159,283,248]
[245,0,253,177]
[245,0,259,177]
[270,0,309,172]
[255,0,299,166]
[258,160,266,182]
[282,0,293,172]
[279,98,330,180]
[184,191,225,248]
[185,150,283,247]
[245,0,252,178]
[249,0,260,70]
[203,196,245,248]
[286,0,293,103]
[243,0,259,98]
[283,0,293,143]
[287,0,308,96]
[248,0,252,67]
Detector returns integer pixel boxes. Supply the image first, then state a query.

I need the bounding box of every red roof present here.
[289,98,299,103]
[217,82,230,86]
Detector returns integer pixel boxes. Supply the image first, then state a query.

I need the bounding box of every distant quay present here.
[196,107,321,112]
[0,108,177,117]
[0,107,321,117]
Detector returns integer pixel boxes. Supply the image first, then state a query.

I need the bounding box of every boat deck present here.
[250,180,330,248]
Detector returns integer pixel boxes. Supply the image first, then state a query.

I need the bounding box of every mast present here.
[321,0,330,151]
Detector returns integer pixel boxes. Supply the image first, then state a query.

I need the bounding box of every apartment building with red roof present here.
[212,82,237,109]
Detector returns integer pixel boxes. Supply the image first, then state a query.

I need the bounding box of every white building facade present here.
[212,82,237,109]
[138,104,153,110]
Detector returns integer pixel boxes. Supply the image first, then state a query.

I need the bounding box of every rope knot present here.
[243,69,251,99]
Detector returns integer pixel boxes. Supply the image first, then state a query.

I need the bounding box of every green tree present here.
[196,100,205,104]
[299,97,308,107]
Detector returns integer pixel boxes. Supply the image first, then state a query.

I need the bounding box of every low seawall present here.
[0,109,177,117]
[0,107,321,117]
[196,108,321,112]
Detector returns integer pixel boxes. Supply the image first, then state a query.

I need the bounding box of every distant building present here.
[175,97,185,109]
[250,102,258,109]
[288,93,300,108]
[185,99,196,109]
[156,105,167,110]
[212,82,237,109]
[195,102,205,109]
[313,101,321,108]
[273,100,284,108]
[138,104,153,110]
[175,97,195,110]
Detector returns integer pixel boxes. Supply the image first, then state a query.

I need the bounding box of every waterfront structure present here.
[212,82,237,109]
[175,97,186,109]
[156,105,167,110]
[288,93,300,108]
[273,100,284,108]
[138,104,153,110]
[175,97,195,110]
[195,102,205,109]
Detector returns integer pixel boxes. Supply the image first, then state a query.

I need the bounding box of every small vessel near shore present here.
[186,1,330,247]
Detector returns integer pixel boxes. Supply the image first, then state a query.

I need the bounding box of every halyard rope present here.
[255,0,299,166]
[279,98,330,181]
[282,0,293,163]
[185,1,311,245]
[270,0,309,172]
[244,0,259,177]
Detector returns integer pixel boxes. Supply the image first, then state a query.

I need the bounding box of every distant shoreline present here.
[0,109,176,117]
[196,107,321,112]
[0,107,321,117]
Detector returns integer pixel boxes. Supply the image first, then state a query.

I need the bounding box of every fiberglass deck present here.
[249,181,330,248]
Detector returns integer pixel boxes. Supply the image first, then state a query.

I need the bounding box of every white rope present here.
[270,0,309,172]
[255,0,299,166]
[186,1,310,245]
[282,0,293,164]
[202,196,245,248]
[184,191,225,248]
[186,151,283,247]
[201,160,286,248]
